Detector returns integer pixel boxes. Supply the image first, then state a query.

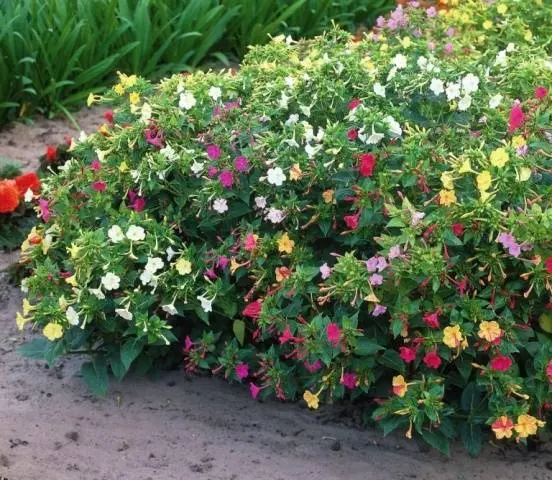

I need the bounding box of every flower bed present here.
[18,0,552,455]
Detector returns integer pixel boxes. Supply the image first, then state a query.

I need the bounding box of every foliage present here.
[0,0,393,125]
[18,0,552,454]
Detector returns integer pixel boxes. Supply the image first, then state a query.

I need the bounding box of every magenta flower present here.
[244,233,257,251]
[217,256,229,269]
[184,336,193,352]
[219,169,234,189]
[279,326,294,344]
[326,323,341,347]
[249,382,261,400]
[234,156,249,172]
[92,181,106,192]
[145,127,164,148]
[131,197,146,212]
[207,144,222,160]
[304,360,322,373]
[235,363,249,380]
[444,43,454,54]
[91,159,101,171]
[39,199,51,222]
[208,166,218,178]
[341,372,357,390]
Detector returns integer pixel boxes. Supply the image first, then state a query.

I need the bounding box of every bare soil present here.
[1,112,552,480]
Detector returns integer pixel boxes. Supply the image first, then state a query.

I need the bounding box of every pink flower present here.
[235,363,249,380]
[207,166,218,178]
[444,43,454,54]
[426,6,437,17]
[184,336,193,352]
[546,360,552,381]
[358,153,377,177]
[347,129,358,141]
[399,346,417,364]
[92,181,106,192]
[369,273,383,286]
[219,170,234,189]
[279,326,294,344]
[344,212,360,230]
[372,304,387,317]
[326,323,341,347]
[348,98,361,110]
[341,372,357,390]
[508,103,525,133]
[207,144,222,160]
[145,126,164,148]
[39,199,51,222]
[217,256,229,269]
[423,351,442,369]
[242,300,262,320]
[234,156,249,172]
[304,360,322,373]
[535,86,548,100]
[131,197,146,212]
[489,355,512,372]
[249,382,261,400]
[91,159,101,171]
[244,233,257,251]
[423,311,440,329]
[319,263,332,279]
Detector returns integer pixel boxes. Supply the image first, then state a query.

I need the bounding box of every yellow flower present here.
[524,30,533,41]
[441,172,454,190]
[483,20,493,30]
[514,414,545,438]
[22,298,35,316]
[65,275,79,287]
[99,124,110,135]
[392,375,408,397]
[129,92,140,105]
[114,83,125,95]
[119,161,129,173]
[477,35,487,45]
[361,57,376,72]
[401,36,412,48]
[277,233,295,254]
[443,325,464,348]
[517,167,532,182]
[67,242,81,259]
[303,390,320,409]
[87,93,101,107]
[476,171,492,192]
[175,258,192,275]
[117,72,137,88]
[43,323,63,341]
[490,148,509,168]
[322,189,334,204]
[492,416,514,439]
[497,4,507,14]
[478,320,502,342]
[230,257,248,275]
[16,312,28,331]
[511,135,526,149]
[458,158,473,174]
[289,163,303,181]
[439,189,457,206]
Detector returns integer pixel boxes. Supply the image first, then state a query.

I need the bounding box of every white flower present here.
[278,92,289,109]
[166,246,177,261]
[115,308,133,321]
[461,73,479,94]
[160,144,178,162]
[386,66,398,81]
[78,131,87,142]
[176,81,185,94]
[66,306,80,326]
[208,86,222,101]
[304,143,322,159]
[140,103,152,124]
[285,114,299,126]
[191,160,204,175]
[140,269,155,286]
[255,196,267,209]
[373,82,386,98]
[24,188,34,202]
[488,94,503,109]
[267,167,286,186]
[458,94,472,111]
[162,304,178,315]
[108,225,125,243]
[197,295,213,313]
[494,50,507,67]
[417,56,428,70]
[265,208,285,224]
[392,53,407,69]
[299,104,311,117]
[284,76,296,88]
[506,42,516,53]
[429,78,444,96]
[89,288,105,300]
[126,225,146,242]
[384,116,402,137]
[366,126,385,145]
[145,257,164,273]
[213,198,228,213]
[179,91,196,110]
[445,82,461,100]
[101,272,120,291]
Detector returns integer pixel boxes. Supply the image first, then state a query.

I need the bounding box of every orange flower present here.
[392,375,408,397]
[275,266,292,282]
[491,416,514,439]
[0,180,20,213]
[15,172,41,196]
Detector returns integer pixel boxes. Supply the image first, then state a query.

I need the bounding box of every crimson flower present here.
[508,103,525,133]
[399,346,417,364]
[326,322,341,347]
[489,355,512,372]
[423,351,442,369]
[344,211,360,230]
[545,258,552,275]
[242,300,262,320]
[358,153,377,177]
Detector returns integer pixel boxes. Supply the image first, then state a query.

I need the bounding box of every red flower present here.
[358,153,377,177]
[399,346,417,364]
[104,109,114,123]
[0,180,20,213]
[423,311,440,329]
[508,103,525,133]
[348,98,361,110]
[344,211,360,230]
[535,86,548,100]
[423,351,442,369]
[92,181,106,192]
[451,223,464,237]
[489,355,512,372]
[242,300,262,320]
[326,322,341,347]
[347,128,358,141]
[45,145,57,162]
[279,326,294,344]
[545,258,552,275]
[15,172,41,195]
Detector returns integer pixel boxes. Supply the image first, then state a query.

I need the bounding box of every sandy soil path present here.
[1,112,552,480]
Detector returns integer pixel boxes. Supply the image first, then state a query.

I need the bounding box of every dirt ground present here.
[1,112,552,480]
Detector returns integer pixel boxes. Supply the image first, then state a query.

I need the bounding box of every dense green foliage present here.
[0,0,392,124]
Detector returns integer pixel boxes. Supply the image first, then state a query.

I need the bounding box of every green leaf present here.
[233,319,245,345]
[120,338,143,371]
[110,350,126,382]
[17,338,49,359]
[421,429,450,456]
[355,337,384,356]
[378,350,405,373]
[44,340,65,366]
[460,423,483,457]
[80,358,109,396]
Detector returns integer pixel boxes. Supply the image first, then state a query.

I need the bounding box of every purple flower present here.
[219,169,234,189]
[376,16,386,27]
[389,245,402,259]
[426,6,437,17]
[205,268,218,280]
[508,244,521,257]
[369,273,384,286]
[517,145,529,156]
[39,199,51,222]
[366,256,387,273]
[444,43,454,54]
[320,263,332,280]
[412,28,423,38]
[234,156,249,172]
[446,27,455,37]
[497,232,516,248]
[207,144,222,160]
[372,304,387,317]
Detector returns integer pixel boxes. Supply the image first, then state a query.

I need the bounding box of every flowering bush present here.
[18,0,552,455]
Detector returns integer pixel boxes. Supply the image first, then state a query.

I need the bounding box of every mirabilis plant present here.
[18,0,552,455]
